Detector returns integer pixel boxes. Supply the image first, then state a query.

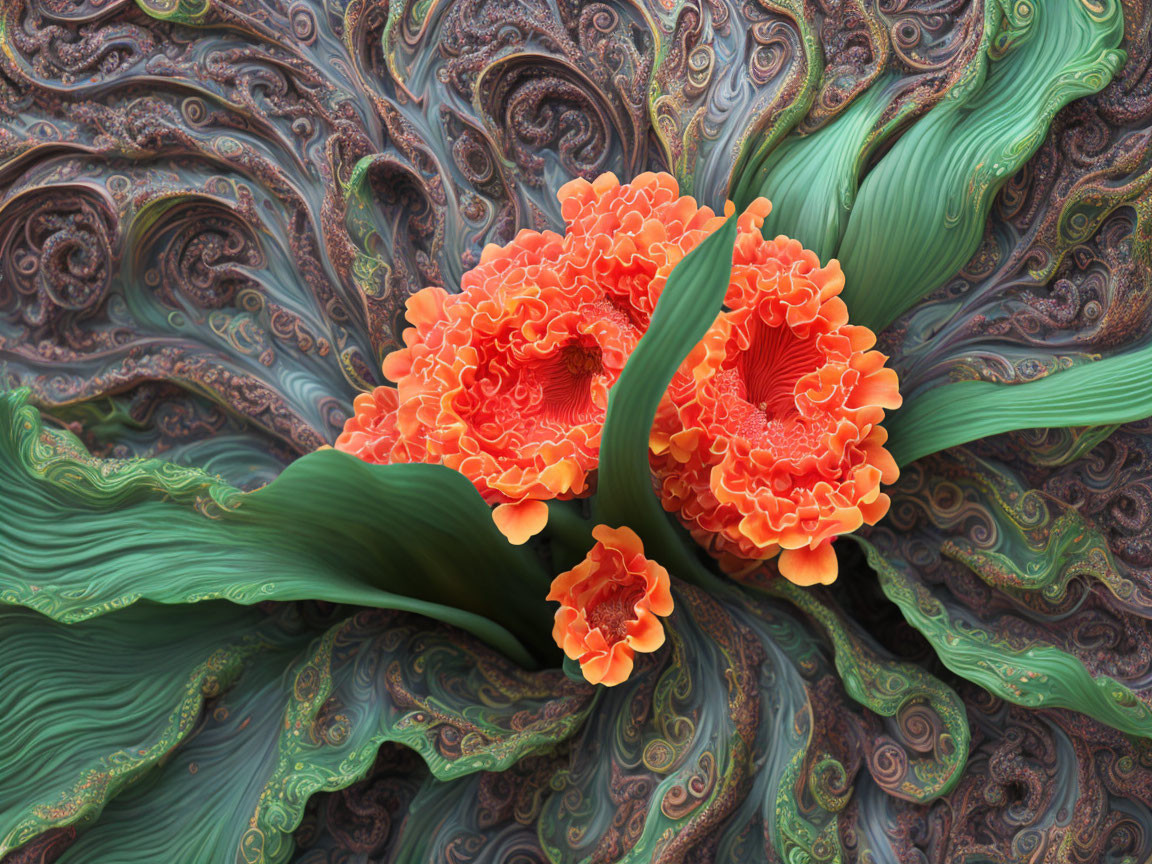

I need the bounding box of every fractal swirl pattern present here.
[2,0,1152,862]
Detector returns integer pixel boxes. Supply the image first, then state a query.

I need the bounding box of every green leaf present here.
[731,2,1009,259]
[855,447,1152,738]
[735,74,901,260]
[1,602,592,862]
[0,388,553,666]
[762,581,969,801]
[913,449,1132,603]
[595,215,738,576]
[0,601,290,857]
[885,342,1152,466]
[858,536,1152,738]
[835,0,1124,331]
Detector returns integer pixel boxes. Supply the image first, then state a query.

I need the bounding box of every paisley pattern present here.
[3,0,1152,862]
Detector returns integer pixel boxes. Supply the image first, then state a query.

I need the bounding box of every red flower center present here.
[530,341,604,426]
[738,321,823,421]
[584,583,644,642]
[334,172,744,545]
[649,231,903,585]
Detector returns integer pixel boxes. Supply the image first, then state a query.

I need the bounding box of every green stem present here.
[594,216,739,586]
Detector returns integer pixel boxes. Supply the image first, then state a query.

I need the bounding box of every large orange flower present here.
[547,525,673,686]
[335,172,760,543]
[649,233,902,586]
[557,172,769,325]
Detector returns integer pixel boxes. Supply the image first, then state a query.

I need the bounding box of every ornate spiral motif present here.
[142,202,266,313]
[0,190,116,335]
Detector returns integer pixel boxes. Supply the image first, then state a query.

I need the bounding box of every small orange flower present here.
[649,234,902,586]
[547,525,673,686]
[334,172,752,543]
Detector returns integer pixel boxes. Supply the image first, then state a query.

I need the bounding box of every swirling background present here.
[2,0,1152,861]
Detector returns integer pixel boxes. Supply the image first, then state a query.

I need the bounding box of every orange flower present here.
[334,387,403,462]
[335,172,755,543]
[547,525,673,686]
[557,172,768,326]
[649,234,902,586]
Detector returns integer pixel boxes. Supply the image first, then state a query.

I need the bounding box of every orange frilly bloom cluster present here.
[548,525,672,686]
[335,170,902,682]
[336,171,735,543]
[650,234,902,585]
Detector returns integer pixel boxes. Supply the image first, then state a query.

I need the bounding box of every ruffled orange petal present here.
[381,347,412,383]
[645,562,674,616]
[578,648,613,686]
[492,499,550,545]
[649,219,900,575]
[626,609,666,653]
[595,642,636,687]
[591,524,643,557]
[778,542,838,586]
[341,172,756,510]
[552,606,582,659]
[405,285,449,330]
[859,492,892,525]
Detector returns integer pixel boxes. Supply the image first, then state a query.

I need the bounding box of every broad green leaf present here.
[836,0,1124,331]
[0,388,553,666]
[885,342,1152,466]
[0,602,291,857]
[736,74,901,260]
[45,629,307,863]
[732,1,1007,259]
[2,602,591,862]
[595,215,737,576]
[45,393,290,490]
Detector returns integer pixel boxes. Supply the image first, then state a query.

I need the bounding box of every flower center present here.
[585,584,643,642]
[532,341,604,425]
[737,321,823,420]
[562,343,603,377]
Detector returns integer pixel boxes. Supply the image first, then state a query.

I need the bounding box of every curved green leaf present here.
[211,610,590,863]
[1,602,591,862]
[0,388,552,666]
[837,0,1124,331]
[595,215,737,575]
[738,76,897,260]
[856,536,1152,738]
[0,602,291,857]
[885,342,1152,466]
[764,580,969,801]
[920,449,1132,604]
